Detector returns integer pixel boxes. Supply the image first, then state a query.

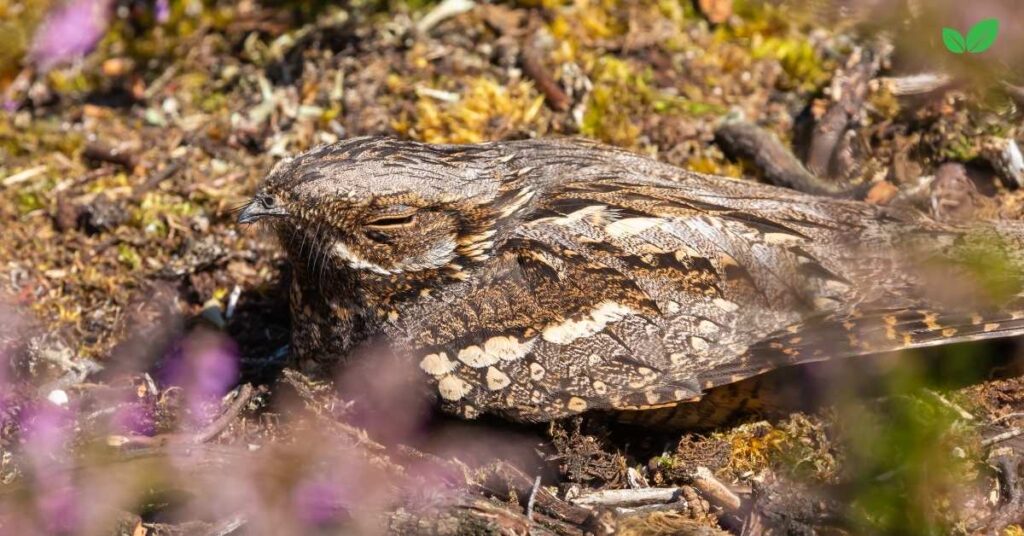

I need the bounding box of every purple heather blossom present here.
[292,478,348,526]
[161,332,239,426]
[29,0,114,71]
[155,0,171,23]
[22,404,80,532]
[111,402,158,436]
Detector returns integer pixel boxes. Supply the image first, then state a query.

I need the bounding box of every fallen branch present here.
[84,141,139,169]
[922,388,975,422]
[714,121,845,196]
[874,72,954,96]
[571,487,682,508]
[983,428,1024,448]
[417,0,475,33]
[477,461,602,530]
[806,46,884,179]
[522,42,571,112]
[193,383,255,443]
[990,413,1024,425]
[527,475,543,520]
[691,467,743,514]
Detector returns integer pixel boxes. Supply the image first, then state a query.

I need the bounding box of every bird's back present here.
[380,138,1024,423]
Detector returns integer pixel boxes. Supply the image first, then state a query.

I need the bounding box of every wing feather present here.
[387,144,1024,422]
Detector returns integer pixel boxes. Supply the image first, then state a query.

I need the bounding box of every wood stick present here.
[715,121,843,196]
[691,466,742,513]
[571,487,682,507]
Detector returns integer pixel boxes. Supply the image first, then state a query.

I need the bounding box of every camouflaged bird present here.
[238,136,1024,425]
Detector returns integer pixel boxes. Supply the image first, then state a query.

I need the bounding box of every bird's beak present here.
[237,199,287,224]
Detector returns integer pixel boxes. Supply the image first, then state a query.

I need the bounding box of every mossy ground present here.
[3,1,1024,534]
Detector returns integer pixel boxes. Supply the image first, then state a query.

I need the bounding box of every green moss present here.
[581,62,644,146]
[713,414,837,483]
[403,76,546,144]
[130,192,199,237]
[719,0,835,91]
[582,56,724,148]
[117,243,142,270]
[199,92,228,113]
[752,35,830,90]
[940,133,979,161]
[15,189,45,214]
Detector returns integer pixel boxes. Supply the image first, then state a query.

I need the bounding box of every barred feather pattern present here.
[242,137,1024,424]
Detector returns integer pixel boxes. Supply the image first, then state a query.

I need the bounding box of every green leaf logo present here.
[943,18,1000,54]
[942,28,966,53]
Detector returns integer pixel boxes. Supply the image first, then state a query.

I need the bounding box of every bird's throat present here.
[288,261,376,375]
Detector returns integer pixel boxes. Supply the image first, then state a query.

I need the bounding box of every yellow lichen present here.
[402,77,545,144]
[581,56,646,147]
[720,0,835,91]
[687,156,743,178]
[714,414,838,482]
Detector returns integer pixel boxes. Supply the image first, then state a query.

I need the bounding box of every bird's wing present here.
[391,162,1024,422]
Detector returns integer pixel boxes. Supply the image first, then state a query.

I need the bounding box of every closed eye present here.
[365,205,419,231]
[366,214,416,228]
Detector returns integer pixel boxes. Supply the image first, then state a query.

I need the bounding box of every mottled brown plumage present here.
[239,136,1024,424]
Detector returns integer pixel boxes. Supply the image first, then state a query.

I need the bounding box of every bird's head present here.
[238,137,537,278]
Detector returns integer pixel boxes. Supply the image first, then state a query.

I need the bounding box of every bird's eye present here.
[365,208,418,229]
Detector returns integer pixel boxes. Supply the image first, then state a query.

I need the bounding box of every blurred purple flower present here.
[37,484,79,533]
[155,0,170,23]
[111,402,157,436]
[29,0,114,71]
[22,404,72,462]
[161,332,239,426]
[292,478,349,526]
[21,404,80,532]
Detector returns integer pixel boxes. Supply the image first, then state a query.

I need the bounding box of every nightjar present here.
[239,137,1024,425]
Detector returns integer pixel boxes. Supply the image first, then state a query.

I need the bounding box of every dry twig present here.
[571,487,682,508]
[691,467,742,514]
[715,121,844,196]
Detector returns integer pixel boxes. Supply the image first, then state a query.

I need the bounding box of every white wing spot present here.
[673,246,700,260]
[529,363,545,381]
[542,301,636,344]
[486,367,512,390]
[486,335,535,361]
[824,279,851,293]
[567,397,588,412]
[690,336,710,352]
[697,320,719,335]
[763,232,804,244]
[629,367,658,388]
[458,336,535,367]
[438,375,473,401]
[458,345,499,368]
[713,298,739,312]
[605,217,665,238]
[419,352,456,376]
